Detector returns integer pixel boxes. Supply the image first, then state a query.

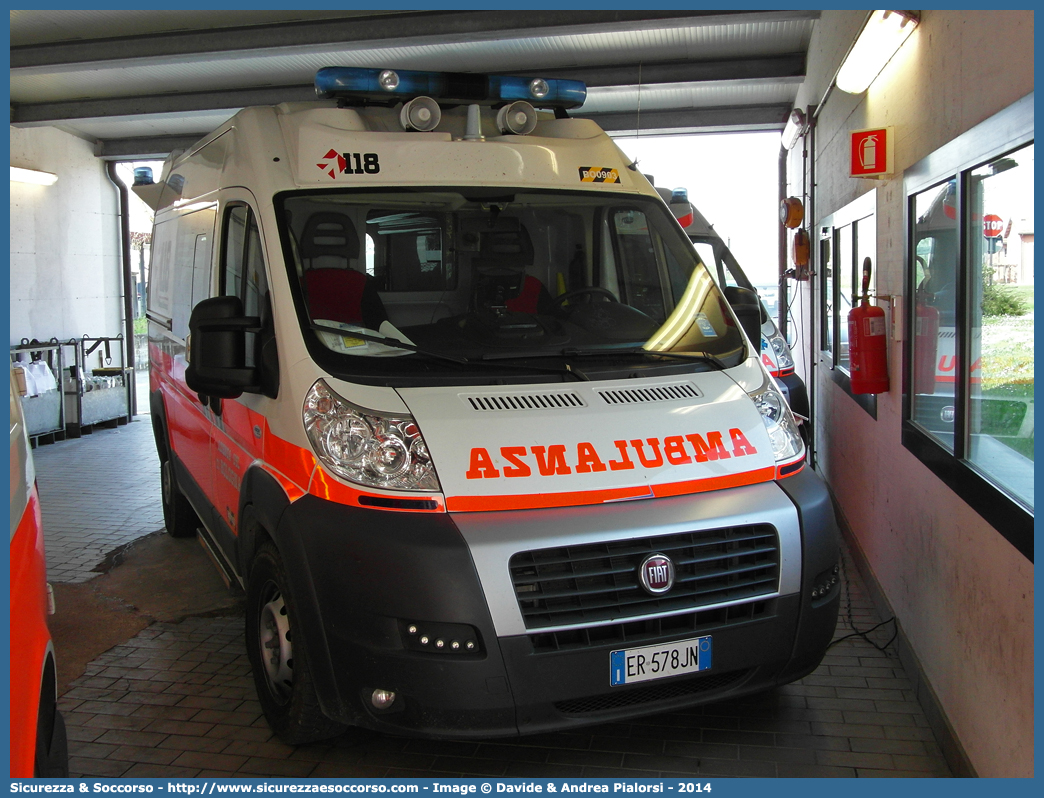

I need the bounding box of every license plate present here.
[610,635,712,686]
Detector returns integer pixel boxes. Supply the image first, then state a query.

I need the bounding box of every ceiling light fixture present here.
[11,167,58,186]
[835,10,919,95]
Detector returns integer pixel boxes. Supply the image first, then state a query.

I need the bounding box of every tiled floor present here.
[37,407,952,778]
[34,416,164,583]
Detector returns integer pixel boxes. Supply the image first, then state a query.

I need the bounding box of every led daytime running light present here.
[304,380,440,492]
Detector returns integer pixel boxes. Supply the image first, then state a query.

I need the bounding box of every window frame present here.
[902,93,1033,561]
[817,188,878,418]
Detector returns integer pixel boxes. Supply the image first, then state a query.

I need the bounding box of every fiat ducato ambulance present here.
[656,186,810,437]
[136,67,841,743]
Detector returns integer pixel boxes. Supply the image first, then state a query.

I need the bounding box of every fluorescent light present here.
[11,166,58,185]
[836,10,919,95]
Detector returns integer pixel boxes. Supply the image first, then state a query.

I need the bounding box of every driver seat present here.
[471,220,552,314]
[299,212,387,330]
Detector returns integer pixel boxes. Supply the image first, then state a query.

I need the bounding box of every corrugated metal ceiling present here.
[10,10,818,158]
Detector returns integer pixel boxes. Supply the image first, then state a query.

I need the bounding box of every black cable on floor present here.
[828,548,898,653]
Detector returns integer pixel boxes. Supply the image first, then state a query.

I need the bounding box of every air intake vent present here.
[464,392,586,412]
[595,383,700,405]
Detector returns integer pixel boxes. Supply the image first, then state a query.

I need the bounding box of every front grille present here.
[554,669,748,715]
[529,599,775,653]
[510,524,779,630]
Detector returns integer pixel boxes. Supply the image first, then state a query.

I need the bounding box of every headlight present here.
[304,380,440,492]
[749,384,803,462]
[768,331,795,370]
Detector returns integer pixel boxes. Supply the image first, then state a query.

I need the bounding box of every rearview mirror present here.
[723,286,764,349]
[185,296,261,399]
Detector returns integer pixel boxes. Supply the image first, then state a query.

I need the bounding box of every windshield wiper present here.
[310,322,589,380]
[482,347,728,371]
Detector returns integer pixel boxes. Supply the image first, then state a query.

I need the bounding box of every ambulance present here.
[136,67,841,743]
[10,376,69,776]
[657,186,809,435]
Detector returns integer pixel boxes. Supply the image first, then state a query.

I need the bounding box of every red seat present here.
[305,268,368,326]
[505,275,548,314]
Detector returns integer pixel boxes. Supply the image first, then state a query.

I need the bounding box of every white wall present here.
[787,10,1034,777]
[10,126,124,345]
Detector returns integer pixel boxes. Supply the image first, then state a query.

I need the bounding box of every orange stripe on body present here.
[309,464,446,513]
[264,426,317,493]
[447,466,779,512]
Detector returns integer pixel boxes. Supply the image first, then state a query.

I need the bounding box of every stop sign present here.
[983,213,1004,238]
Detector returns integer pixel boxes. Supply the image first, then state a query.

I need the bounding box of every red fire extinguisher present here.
[848,257,890,394]
[914,293,940,395]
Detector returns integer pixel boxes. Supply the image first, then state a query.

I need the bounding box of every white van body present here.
[139,69,839,742]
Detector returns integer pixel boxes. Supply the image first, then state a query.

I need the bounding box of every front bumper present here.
[272,468,839,737]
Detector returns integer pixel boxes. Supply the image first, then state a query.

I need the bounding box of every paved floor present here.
[35,416,164,583]
[36,404,953,778]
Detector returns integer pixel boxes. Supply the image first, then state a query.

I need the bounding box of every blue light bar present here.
[315,67,586,109]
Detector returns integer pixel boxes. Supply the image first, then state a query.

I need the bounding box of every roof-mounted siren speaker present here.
[496,101,538,135]
[400,96,442,132]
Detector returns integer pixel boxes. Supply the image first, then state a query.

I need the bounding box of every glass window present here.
[836,224,854,373]
[904,102,1033,556]
[222,204,268,313]
[818,191,876,398]
[910,180,959,451]
[820,232,833,357]
[967,146,1034,507]
[220,203,270,367]
[276,189,747,380]
[368,212,452,292]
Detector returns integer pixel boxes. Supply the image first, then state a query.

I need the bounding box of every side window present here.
[222,203,269,316]
[609,208,668,322]
[158,207,215,339]
[148,221,174,322]
[367,212,452,292]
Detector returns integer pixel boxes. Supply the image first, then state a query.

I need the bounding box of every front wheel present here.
[245,542,345,744]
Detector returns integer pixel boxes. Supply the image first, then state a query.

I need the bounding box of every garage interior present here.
[10,9,1033,778]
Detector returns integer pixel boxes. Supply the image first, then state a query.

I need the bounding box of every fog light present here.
[371,688,396,709]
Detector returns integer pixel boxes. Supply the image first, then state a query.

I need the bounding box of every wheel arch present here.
[238,468,358,727]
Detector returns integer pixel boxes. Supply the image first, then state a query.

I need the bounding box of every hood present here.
[397,372,776,512]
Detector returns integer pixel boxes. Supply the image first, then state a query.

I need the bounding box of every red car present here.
[9,375,68,777]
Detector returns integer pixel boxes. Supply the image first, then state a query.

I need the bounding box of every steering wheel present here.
[553,286,619,309]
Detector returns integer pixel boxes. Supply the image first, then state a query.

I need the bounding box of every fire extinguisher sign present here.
[850,126,894,178]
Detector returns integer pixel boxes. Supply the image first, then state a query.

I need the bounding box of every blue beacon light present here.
[315,67,586,110]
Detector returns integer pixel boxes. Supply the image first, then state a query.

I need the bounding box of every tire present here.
[160,456,201,538]
[245,542,345,744]
[33,659,69,778]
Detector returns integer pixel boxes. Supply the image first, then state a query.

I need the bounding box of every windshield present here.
[276,188,747,385]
